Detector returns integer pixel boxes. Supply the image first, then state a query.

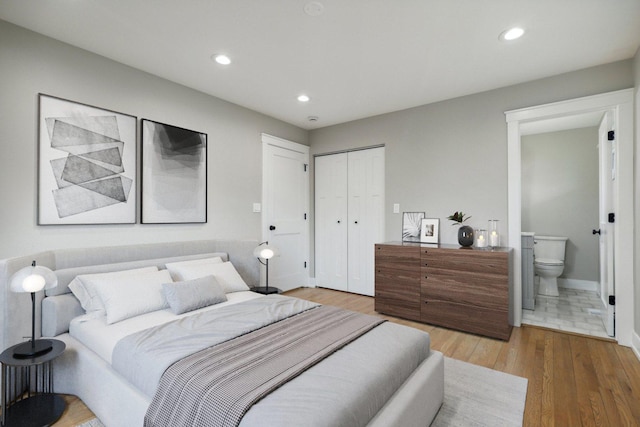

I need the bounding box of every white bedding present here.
[69,290,263,363]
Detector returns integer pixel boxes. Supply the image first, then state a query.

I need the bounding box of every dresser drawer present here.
[375,297,421,322]
[421,247,508,276]
[421,271,509,309]
[376,244,420,271]
[421,299,512,340]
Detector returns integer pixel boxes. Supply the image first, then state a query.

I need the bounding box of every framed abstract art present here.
[38,94,137,224]
[402,212,425,242]
[141,119,207,223]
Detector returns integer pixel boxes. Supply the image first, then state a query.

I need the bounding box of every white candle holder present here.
[488,220,500,248]
[476,229,488,248]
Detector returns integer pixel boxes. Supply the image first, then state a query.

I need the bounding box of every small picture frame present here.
[402,212,425,242]
[420,218,439,244]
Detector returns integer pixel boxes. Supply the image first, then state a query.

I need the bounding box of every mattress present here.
[69,291,262,363]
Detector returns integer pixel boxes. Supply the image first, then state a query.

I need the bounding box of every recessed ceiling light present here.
[304,2,324,16]
[499,27,525,41]
[297,94,311,102]
[212,54,231,65]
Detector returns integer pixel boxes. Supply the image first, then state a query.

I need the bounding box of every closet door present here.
[314,153,348,291]
[347,147,385,296]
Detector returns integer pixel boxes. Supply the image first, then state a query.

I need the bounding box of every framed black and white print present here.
[38,94,136,225]
[402,212,425,242]
[141,119,207,223]
[420,218,439,244]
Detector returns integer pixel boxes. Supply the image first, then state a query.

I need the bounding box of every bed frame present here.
[0,239,444,427]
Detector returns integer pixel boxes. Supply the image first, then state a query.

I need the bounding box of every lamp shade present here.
[10,264,57,293]
[253,243,279,260]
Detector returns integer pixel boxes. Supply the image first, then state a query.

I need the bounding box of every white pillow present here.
[68,266,159,313]
[162,275,227,315]
[165,257,223,281]
[92,269,172,324]
[166,261,250,293]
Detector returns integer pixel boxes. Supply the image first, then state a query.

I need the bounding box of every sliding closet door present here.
[314,153,348,291]
[347,147,385,296]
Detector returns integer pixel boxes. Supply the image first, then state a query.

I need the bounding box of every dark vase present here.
[458,225,474,247]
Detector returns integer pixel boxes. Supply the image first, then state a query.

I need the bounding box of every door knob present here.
[269,225,276,230]
[592,229,601,235]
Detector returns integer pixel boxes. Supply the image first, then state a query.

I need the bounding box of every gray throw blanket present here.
[144,304,385,427]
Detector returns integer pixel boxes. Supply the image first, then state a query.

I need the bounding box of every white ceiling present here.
[1,1,639,130]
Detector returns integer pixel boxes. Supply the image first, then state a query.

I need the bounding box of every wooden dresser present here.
[375,242,513,340]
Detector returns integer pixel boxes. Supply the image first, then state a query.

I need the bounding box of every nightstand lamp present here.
[253,242,280,294]
[10,261,57,358]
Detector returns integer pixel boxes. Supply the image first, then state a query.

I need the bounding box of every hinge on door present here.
[608,213,615,223]
[609,295,615,305]
[304,261,307,268]
[304,213,307,220]
[608,130,615,141]
[304,163,308,172]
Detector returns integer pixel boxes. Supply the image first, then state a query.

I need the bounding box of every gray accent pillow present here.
[162,275,228,315]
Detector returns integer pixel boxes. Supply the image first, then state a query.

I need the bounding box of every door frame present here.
[260,133,310,288]
[597,111,615,336]
[505,89,634,346]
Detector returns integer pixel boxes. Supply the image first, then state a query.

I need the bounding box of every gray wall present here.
[310,60,633,249]
[521,128,599,282]
[0,20,308,259]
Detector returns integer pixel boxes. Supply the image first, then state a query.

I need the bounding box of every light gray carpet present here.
[77,357,527,427]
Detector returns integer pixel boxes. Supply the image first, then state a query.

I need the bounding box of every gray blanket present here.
[112,295,318,397]
[144,305,385,427]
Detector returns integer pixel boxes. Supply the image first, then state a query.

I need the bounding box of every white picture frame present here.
[420,218,439,244]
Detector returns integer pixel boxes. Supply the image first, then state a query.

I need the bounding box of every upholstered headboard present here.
[0,239,260,349]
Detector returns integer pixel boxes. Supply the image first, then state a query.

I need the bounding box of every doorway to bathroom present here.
[505,89,634,346]
[519,122,611,339]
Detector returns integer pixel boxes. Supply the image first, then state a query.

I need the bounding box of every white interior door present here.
[262,134,309,292]
[347,147,385,296]
[314,153,348,291]
[597,112,615,337]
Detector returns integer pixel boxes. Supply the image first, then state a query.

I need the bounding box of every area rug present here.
[77,357,527,427]
[432,357,528,426]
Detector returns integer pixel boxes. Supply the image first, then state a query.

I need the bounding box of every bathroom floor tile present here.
[522,287,610,339]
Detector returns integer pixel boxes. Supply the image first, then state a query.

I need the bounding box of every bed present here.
[0,239,444,427]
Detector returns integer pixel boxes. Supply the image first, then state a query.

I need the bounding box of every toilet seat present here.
[534,258,563,266]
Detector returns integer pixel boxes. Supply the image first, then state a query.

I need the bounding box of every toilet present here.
[533,235,568,297]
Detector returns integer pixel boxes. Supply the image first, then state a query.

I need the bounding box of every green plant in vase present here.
[448,211,474,247]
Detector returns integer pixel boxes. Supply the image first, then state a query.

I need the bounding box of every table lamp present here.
[253,242,280,294]
[10,261,58,358]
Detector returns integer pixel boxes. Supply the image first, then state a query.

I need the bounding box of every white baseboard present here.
[632,331,640,361]
[558,278,598,292]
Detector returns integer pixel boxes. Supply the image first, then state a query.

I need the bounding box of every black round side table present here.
[0,339,66,427]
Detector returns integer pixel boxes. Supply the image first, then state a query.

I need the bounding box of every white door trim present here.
[505,88,634,346]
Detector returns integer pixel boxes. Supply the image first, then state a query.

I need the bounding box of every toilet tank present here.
[534,235,568,261]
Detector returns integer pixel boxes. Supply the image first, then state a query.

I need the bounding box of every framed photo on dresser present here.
[420,218,439,244]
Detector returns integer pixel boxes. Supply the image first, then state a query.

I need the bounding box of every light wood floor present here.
[53,287,640,426]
